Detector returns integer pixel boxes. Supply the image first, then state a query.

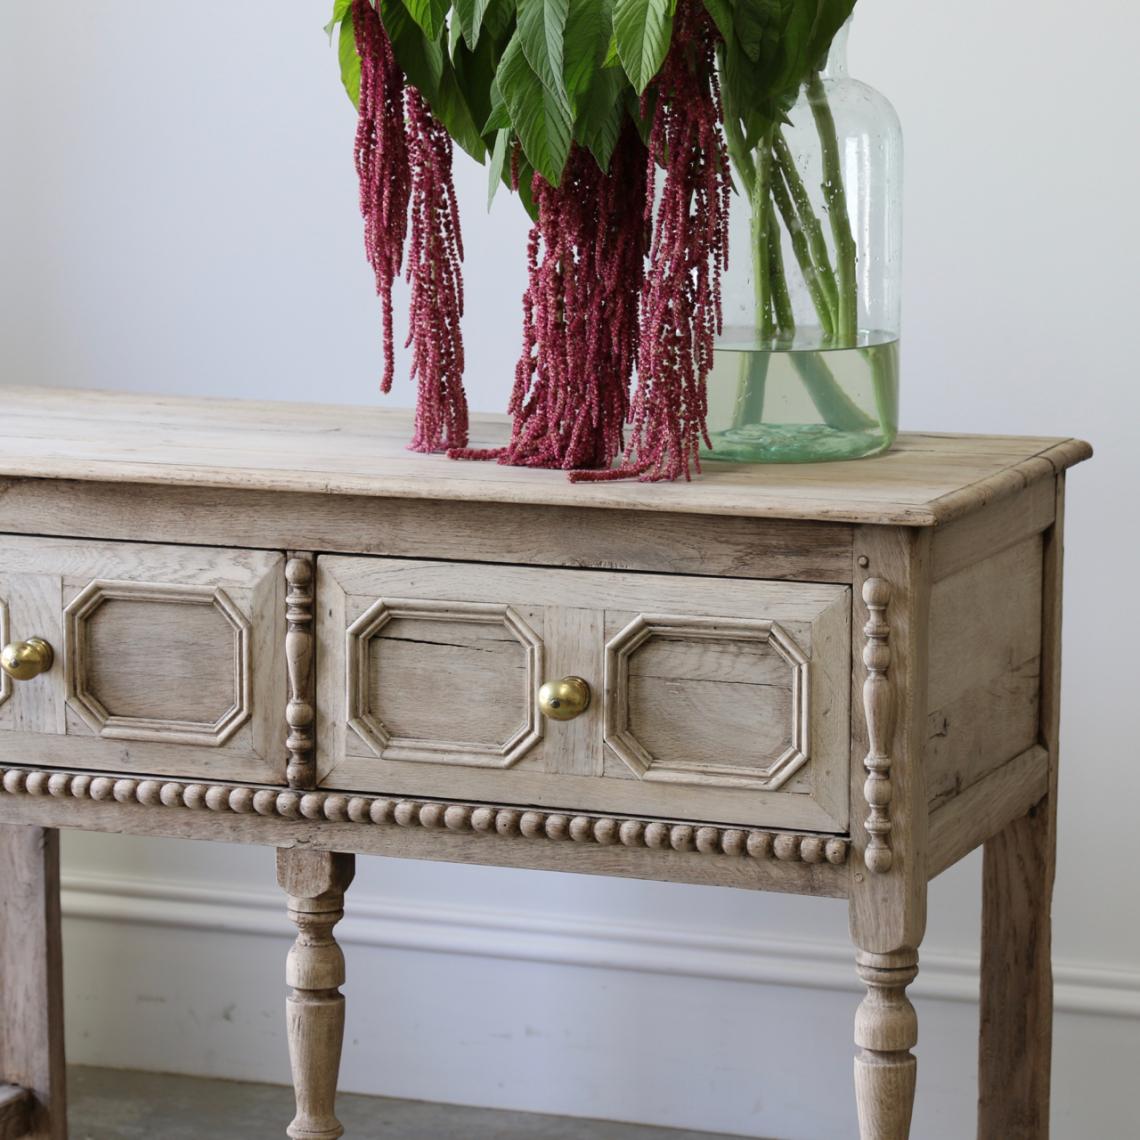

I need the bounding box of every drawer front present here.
[317,558,850,831]
[0,535,286,782]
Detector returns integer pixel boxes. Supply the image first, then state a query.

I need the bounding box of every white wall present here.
[2,2,1139,1137]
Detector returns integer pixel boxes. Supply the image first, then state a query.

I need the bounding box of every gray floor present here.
[68,1067,748,1139]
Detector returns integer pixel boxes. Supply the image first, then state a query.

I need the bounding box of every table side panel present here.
[924,533,1045,813]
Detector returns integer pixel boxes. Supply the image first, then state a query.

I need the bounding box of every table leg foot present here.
[853,948,918,1140]
[277,848,356,1140]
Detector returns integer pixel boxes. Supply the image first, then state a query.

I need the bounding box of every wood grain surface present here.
[0,827,66,1139]
[0,385,1090,525]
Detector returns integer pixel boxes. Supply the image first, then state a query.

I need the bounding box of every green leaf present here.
[563,0,611,112]
[454,0,515,51]
[722,0,855,113]
[381,0,487,161]
[613,0,673,94]
[435,67,490,161]
[483,78,512,130]
[735,0,788,65]
[402,0,450,42]
[719,32,775,148]
[805,0,855,70]
[452,28,501,145]
[488,127,510,207]
[573,64,624,169]
[515,152,540,218]
[496,32,572,183]
[338,12,363,106]
[772,0,813,86]
[326,0,360,107]
[324,0,354,42]
[701,0,734,44]
[454,0,493,49]
[381,0,444,94]
[483,0,518,43]
[518,0,571,103]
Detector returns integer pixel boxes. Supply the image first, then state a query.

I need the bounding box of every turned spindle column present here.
[284,556,316,790]
[850,528,930,1140]
[277,848,356,1140]
[853,949,919,1140]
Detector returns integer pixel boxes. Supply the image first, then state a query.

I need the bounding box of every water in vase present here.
[702,330,899,464]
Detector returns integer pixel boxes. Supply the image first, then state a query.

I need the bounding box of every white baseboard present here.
[59,870,1140,1020]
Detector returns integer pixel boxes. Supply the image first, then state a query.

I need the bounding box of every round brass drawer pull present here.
[538,676,591,721]
[1,638,55,681]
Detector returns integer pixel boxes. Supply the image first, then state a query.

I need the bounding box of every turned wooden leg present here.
[853,949,919,1140]
[277,848,356,1140]
[0,826,67,1140]
[977,803,1054,1139]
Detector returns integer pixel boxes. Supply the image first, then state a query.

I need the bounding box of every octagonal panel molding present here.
[605,613,810,791]
[346,597,543,767]
[64,580,252,747]
[0,599,10,710]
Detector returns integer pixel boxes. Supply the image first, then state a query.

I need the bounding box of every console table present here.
[0,386,1090,1140]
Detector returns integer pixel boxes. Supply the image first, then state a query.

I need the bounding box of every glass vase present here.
[704,19,902,464]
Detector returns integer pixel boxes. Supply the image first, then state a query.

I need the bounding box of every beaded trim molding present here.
[0,767,849,866]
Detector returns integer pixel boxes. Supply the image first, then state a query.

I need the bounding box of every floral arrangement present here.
[327,0,857,480]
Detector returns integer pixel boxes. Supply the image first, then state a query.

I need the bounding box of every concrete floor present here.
[67,1067,748,1139]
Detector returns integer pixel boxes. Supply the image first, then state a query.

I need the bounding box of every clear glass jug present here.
[704,19,902,463]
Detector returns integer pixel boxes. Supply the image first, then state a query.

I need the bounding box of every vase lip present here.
[820,17,852,80]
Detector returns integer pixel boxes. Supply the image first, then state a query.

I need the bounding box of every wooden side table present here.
[0,386,1090,1139]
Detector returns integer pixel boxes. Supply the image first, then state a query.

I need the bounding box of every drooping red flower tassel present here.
[353,0,468,451]
[404,88,468,452]
[451,128,648,470]
[353,0,409,394]
[575,0,730,483]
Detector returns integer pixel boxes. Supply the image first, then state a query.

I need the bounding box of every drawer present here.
[317,558,851,832]
[0,535,286,783]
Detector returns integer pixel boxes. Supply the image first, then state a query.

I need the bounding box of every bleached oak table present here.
[0,386,1090,1140]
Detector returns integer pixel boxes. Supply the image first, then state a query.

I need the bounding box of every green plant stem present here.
[771,163,836,341]
[767,199,795,335]
[732,349,771,430]
[752,133,775,342]
[773,130,838,326]
[866,339,899,443]
[789,351,876,432]
[807,72,858,344]
[721,110,876,441]
[722,113,756,198]
[769,146,873,432]
[731,128,776,430]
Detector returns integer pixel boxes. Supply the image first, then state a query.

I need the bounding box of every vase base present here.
[702,422,894,464]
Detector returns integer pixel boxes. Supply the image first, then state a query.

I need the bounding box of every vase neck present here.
[820,19,851,80]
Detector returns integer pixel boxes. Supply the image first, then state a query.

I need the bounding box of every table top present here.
[0,385,1091,526]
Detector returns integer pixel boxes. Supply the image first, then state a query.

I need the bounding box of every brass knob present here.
[538,676,591,721]
[1,638,55,681]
